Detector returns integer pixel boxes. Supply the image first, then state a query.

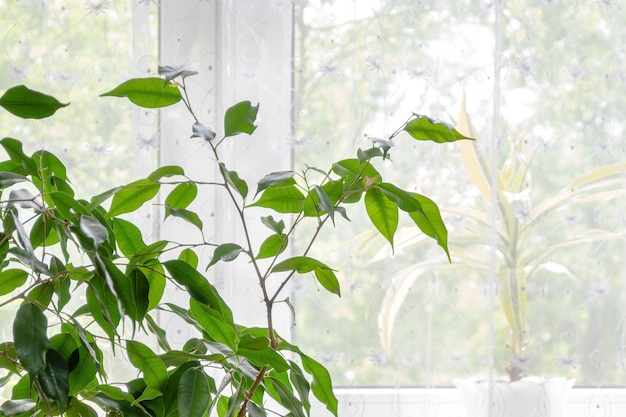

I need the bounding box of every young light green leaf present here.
[403,115,473,143]
[178,248,199,269]
[189,300,238,350]
[300,354,338,416]
[219,163,248,200]
[101,77,182,108]
[126,340,168,392]
[147,165,185,181]
[107,179,160,218]
[38,348,70,412]
[207,243,244,269]
[165,182,197,210]
[249,184,305,214]
[178,367,210,417]
[272,256,333,274]
[364,188,398,250]
[13,302,50,378]
[256,234,288,260]
[112,218,147,258]
[224,100,259,137]
[0,85,69,119]
[314,268,341,297]
[0,269,28,295]
[255,171,295,196]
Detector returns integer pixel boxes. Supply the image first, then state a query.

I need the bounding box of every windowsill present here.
[310,387,626,416]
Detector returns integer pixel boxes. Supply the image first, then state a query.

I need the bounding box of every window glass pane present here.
[292,0,626,388]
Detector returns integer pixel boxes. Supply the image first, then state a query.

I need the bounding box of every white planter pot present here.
[453,377,575,417]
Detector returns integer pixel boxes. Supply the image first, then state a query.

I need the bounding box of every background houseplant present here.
[0,70,471,417]
[375,103,625,414]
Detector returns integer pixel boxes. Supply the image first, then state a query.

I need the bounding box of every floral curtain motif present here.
[291,0,626,398]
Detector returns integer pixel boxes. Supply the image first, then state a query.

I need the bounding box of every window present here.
[2,1,625,415]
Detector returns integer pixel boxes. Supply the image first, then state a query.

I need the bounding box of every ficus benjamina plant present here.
[0,67,472,417]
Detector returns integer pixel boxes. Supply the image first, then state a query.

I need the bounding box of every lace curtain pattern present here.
[291,0,626,392]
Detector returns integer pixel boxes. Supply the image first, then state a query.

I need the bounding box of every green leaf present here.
[112,218,146,258]
[313,185,335,223]
[50,191,86,219]
[249,184,305,214]
[237,347,289,373]
[78,215,109,247]
[364,188,398,250]
[0,138,38,175]
[0,269,28,295]
[260,215,285,234]
[207,243,244,269]
[256,234,288,260]
[0,171,28,187]
[163,260,233,324]
[402,115,473,143]
[301,355,338,416]
[107,179,160,218]
[314,268,341,297]
[255,171,295,196]
[189,300,238,350]
[272,256,333,274]
[267,378,305,417]
[0,342,18,373]
[101,77,182,108]
[38,348,69,412]
[145,314,171,352]
[67,398,99,417]
[408,193,450,261]
[331,159,382,184]
[167,207,204,231]
[67,347,98,396]
[378,183,422,212]
[0,85,68,119]
[127,340,168,392]
[219,163,248,200]
[0,399,36,416]
[357,147,384,162]
[178,367,210,417]
[288,362,311,415]
[165,182,197,210]
[224,101,259,137]
[27,281,54,309]
[13,303,50,378]
[178,248,199,269]
[130,268,150,322]
[147,165,185,181]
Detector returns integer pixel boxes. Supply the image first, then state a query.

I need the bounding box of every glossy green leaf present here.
[85,275,120,341]
[288,362,311,415]
[331,159,382,184]
[145,314,171,352]
[313,185,335,223]
[138,259,166,312]
[255,171,295,196]
[378,183,422,212]
[29,213,60,249]
[50,191,86,219]
[237,347,289,372]
[267,378,305,417]
[408,193,450,261]
[189,300,238,350]
[178,367,210,417]
[126,340,168,392]
[101,258,138,321]
[207,243,244,269]
[163,260,233,324]
[112,218,146,257]
[101,77,182,108]
[364,188,398,250]
[301,354,338,416]
[13,302,50,378]
[165,182,197,210]
[26,281,54,308]
[178,248,199,269]
[219,163,248,200]
[0,85,68,119]
[130,268,150,322]
[67,347,98,396]
[0,399,36,416]
[67,398,99,417]
[256,234,288,260]
[249,184,305,214]
[224,100,259,137]
[0,138,38,175]
[107,179,160,218]
[272,256,333,274]
[78,215,109,248]
[314,268,341,297]
[167,207,204,231]
[0,269,28,295]
[402,115,473,143]
[38,348,69,412]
